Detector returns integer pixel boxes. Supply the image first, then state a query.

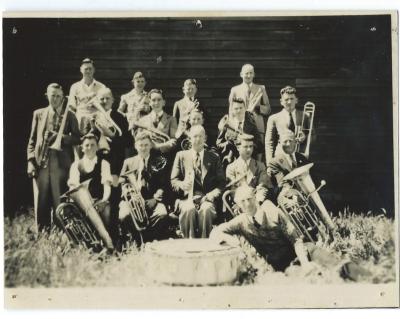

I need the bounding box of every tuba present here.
[60,179,114,249]
[295,102,315,158]
[121,169,149,232]
[277,163,336,242]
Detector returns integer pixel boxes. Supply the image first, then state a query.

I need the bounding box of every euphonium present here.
[121,169,149,232]
[131,121,170,144]
[277,163,335,242]
[63,179,114,249]
[295,102,315,158]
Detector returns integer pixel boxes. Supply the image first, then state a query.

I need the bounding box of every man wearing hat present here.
[27,83,80,232]
[118,71,149,130]
[68,58,106,135]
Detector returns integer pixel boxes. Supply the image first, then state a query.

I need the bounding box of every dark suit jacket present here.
[171,149,225,200]
[265,109,311,163]
[100,109,131,175]
[120,152,168,200]
[27,106,80,170]
[267,152,310,187]
[216,111,262,156]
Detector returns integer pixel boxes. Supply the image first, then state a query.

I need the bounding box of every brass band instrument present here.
[62,179,114,249]
[247,86,264,112]
[295,102,315,158]
[131,121,171,144]
[121,169,149,232]
[277,163,335,242]
[38,96,68,168]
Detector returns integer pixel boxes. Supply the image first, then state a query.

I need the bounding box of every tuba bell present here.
[277,163,336,242]
[61,179,114,249]
[121,169,149,232]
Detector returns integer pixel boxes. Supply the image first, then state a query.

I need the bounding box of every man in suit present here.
[27,83,80,232]
[119,132,171,242]
[91,87,131,242]
[267,130,310,198]
[265,86,310,164]
[68,58,106,135]
[171,125,225,238]
[216,97,262,167]
[138,89,177,154]
[226,134,273,205]
[229,64,271,145]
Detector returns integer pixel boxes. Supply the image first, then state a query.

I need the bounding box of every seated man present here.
[265,86,310,164]
[119,132,171,243]
[267,130,310,199]
[67,133,114,250]
[171,125,225,238]
[216,97,261,168]
[226,134,273,209]
[137,89,177,155]
[210,185,371,281]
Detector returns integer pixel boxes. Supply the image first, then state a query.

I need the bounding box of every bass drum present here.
[54,202,103,252]
[145,239,241,286]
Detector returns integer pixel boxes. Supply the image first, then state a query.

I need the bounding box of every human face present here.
[240,66,255,84]
[133,77,146,91]
[80,63,95,79]
[189,112,204,126]
[281,137,296,154]
[280,93,298,113]
[46,87,64,109]
[135,138,152,157]
[149,92,165,113]
[98,91,114,111]
[231,102,245,119]
[238,140,254,160]
[81,138,98,158]
[190,129,206,152]
[139,98,151,113]
[236,189,257,216]
[183,83,197,98]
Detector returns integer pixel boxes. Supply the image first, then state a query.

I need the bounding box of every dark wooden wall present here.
[3,15,394,215]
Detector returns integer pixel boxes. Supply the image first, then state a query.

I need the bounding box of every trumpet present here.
[131,121,171,144]
[295,102,315,158]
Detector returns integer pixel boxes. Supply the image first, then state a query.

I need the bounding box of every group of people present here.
[26,58,369,280]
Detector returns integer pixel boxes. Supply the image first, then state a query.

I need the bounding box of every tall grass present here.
[4,208,397,287]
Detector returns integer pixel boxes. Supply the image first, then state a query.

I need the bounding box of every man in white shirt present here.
[68,58,106,134]
[265,86,309,164]
[67,133,114,250]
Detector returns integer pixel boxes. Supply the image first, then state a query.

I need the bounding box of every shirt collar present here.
[237,156,251,168]
[83,155,98,165]
[80,78,97,88]
[152,110,164,119]
[191,148,204,160]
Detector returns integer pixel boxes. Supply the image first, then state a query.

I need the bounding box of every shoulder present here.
[205,149,220,162]
[230,83,243,92]
[174,98,185,106]
[69,81,80,89]
[269,154,284,166]
[254,159,266,170]
[94,80,106,88]
[261,200,281,223]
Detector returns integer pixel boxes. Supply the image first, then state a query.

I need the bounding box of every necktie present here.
[238,121,243,132]
[153,114,162,128]
[288,112,295,133]
[194,152,202,185]
[291,154,297,168]
[141,158,149,189]
[247,85,251,99]
[252,216,261,229]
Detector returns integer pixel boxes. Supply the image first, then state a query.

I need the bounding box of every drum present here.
[145,239,241,286]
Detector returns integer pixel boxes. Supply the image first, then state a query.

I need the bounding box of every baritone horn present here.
[278,163,336,243]
[131,121,171,144]
[296,101,315,158]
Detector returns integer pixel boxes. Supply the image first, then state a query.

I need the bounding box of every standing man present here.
[229,64,271,147]
[27,83,80,231]
[68,58,106,135]
[265,86,309,164]
[171,125,225,238]
[118,71,149,129]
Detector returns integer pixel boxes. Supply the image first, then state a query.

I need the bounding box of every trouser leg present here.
[35,166,52,231]
[178,201,197,238]
[198,201,216,238]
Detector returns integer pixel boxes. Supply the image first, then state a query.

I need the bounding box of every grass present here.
[4,208,397,287]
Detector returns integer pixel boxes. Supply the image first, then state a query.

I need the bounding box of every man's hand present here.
[201,192,214,204]
[27,161,37,178]
[266,167,273,177]
[47,131,58,144]
[180,179,193,193]
[296,131,306,143]
[94,199,109,212]
[255,187,267,203]
[153,189,164,202]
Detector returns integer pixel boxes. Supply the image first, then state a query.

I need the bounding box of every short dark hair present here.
[81,58,94,66]
[46,83,63,91]
[135,131,153,144]
[232,97,245,104]
[183,79,198,87]
[280,86,297,96]
[81,133,99,144]
[148,88,164,99]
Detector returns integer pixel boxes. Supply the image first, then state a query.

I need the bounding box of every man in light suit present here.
[27,83,80,231]
[229,64,271,144]
[171,125,225,238]
[265,86,310,164]
[138,89,177,154]
[226,134,273,205]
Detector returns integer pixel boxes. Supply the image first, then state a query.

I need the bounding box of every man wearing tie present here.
[171,125,225,238]
[119,132,170,242]
[267,130,310,199]
[229,64,271,145]
[265,86,310,164]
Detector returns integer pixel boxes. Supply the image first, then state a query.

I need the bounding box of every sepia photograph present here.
[2,10,399,309]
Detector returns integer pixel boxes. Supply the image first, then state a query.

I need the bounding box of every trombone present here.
[295,101,315,158]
